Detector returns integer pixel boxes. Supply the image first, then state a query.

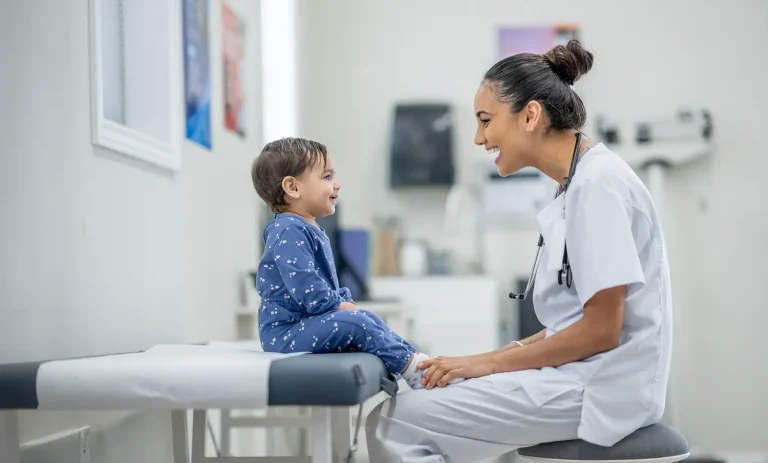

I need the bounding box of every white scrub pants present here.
[365,374,584,463]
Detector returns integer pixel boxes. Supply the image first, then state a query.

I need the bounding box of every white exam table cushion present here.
[0,343,393,410]
[37,344,290,410]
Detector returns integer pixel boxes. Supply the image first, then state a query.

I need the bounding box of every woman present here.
[365,40,673,463]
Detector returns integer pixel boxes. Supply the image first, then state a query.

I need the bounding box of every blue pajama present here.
[256,213,415,374]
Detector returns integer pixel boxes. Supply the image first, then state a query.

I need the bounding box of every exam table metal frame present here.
[0,350,397,463]
[0,407,356,463]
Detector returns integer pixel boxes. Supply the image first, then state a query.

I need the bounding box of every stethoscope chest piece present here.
[558,264,573,288]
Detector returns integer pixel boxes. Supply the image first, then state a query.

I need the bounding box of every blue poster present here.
[182,0,212,149]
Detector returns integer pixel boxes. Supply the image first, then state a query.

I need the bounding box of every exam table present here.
[0,342,397,463]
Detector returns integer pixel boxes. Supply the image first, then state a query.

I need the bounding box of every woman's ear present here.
[281,176,301,200]
[524,100,543,133]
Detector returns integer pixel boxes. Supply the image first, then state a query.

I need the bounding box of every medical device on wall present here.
[389,103,455,188]
[595,108,713,217]
[595,108,712,165]
[441,160,553,276]
[471,160,556,228]
[482,167,554,224]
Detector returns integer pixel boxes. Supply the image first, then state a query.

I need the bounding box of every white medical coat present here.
[514,143,673,447]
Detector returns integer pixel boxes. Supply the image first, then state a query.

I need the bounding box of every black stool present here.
[518,424,690,463]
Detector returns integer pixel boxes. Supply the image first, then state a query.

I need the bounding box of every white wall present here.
[0,0,262,460]
[294,0,768,454]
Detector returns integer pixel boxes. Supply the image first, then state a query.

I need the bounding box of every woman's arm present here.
[491,285,625,373]
[474,328,547,359]
[519,329,547,346]
[419,285,625,389]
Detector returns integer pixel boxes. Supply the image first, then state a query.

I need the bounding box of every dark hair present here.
[251,137,328,213]
[483,39,594,131]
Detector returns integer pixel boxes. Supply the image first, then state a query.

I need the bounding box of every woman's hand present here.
[417,355,497,389]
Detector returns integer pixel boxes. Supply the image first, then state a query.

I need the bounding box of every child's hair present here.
[251,137,328,213]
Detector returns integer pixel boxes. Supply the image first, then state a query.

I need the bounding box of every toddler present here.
[251,137,460,389]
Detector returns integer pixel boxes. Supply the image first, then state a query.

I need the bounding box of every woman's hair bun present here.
[542,39,593,86]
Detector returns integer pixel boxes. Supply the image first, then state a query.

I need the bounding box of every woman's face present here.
[473,83,537,177]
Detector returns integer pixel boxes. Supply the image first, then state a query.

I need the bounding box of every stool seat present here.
[518,423,690,463]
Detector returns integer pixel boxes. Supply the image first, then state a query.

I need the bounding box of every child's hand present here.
[339,302,357,312]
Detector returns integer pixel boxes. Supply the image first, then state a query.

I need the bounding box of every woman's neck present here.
[534,130,594,186]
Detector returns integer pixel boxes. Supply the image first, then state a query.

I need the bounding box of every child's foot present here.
[400,352,465,389]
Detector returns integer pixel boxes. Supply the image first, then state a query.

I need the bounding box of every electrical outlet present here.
[20,426,90,463]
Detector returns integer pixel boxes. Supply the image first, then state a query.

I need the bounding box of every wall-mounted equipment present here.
[595,107,714,217]
[595,108,713,169]
[389,103,455,188]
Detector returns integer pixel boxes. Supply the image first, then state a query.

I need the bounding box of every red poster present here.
[222,3,246,138]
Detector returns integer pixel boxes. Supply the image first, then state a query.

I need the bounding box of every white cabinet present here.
[369,276,501,357]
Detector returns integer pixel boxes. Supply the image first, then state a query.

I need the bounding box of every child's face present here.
[295,154,340,219]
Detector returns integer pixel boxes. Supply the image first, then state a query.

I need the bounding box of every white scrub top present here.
[514,143,673,447]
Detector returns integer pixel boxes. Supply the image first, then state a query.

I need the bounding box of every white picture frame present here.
[88,0,184,172]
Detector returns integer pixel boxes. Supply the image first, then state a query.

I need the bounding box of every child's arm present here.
[338,288,358,310]
[339,287,354,303]
[274,225,344,315]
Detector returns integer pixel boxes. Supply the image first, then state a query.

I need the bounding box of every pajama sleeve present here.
[339,287,354,303]
[565,179,647,307]
[273,225,344,315]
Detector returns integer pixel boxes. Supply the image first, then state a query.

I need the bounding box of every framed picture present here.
[222,2,246,138]
[88,0,183,171]
[182,0,213,150]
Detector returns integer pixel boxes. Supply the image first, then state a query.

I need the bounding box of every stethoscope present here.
[509,132,589,301]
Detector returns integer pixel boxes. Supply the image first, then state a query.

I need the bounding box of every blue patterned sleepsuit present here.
[256,213,415,374]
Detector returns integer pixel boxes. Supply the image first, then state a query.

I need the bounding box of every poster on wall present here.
[222,2,246,138]
[182,0,212,149]
[497,24,579,61]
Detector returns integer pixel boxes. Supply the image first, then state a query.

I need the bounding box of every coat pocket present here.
[489,371,523,393]
[514,367,584,406]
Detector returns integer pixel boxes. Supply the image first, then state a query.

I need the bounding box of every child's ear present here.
[282,176,301,200]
